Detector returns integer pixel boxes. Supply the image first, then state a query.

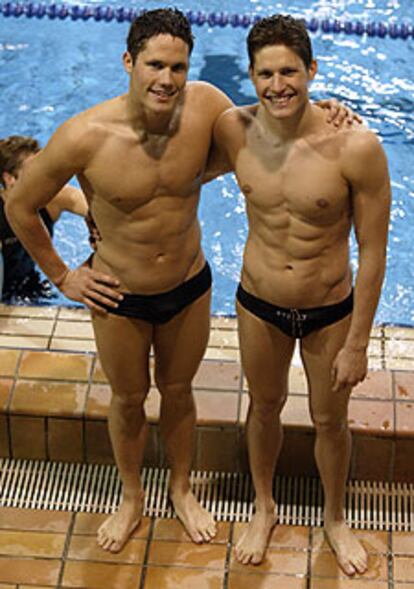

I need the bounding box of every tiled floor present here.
[1,506,413,588]
[0,303,413,587]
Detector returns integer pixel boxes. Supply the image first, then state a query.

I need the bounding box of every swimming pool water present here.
[0,0,413,324]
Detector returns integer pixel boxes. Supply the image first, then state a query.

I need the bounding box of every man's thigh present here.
[237,301,295,401]
[300,314,352,421]
[92,312,153,394]
[153,289,211,385]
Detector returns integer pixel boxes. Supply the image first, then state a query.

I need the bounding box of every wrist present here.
[53,267,70,288]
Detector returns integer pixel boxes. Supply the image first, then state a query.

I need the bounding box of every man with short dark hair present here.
[214,13,390,575]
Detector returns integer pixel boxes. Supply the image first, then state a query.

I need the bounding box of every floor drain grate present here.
[0,458,413,531]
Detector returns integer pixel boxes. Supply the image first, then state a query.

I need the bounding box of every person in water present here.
[0,135,88,301]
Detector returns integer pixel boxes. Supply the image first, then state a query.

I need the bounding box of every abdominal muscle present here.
[91,199,205,295]
[241,230,352,309]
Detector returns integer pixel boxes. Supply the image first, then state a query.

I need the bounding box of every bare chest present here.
[80,130,209,212]
[236,144,350,224]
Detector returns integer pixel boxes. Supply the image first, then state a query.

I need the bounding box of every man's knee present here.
[111,384,150,411]
[312,412,348,436]
[155,377,192,400]
[249,392,287,420]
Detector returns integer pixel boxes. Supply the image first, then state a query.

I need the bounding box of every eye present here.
[172,63,187,73]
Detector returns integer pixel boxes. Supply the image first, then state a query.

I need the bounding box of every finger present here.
[88,283,124,301]
[83,296,109,315]
[84,288,121,308]
[91,272,121,287]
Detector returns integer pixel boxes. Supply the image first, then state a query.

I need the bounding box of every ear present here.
[123,51,133,73]
[248,64,254,81]
[308,59,318,81]
[2,171,16,189]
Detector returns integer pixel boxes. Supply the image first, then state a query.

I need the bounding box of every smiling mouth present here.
[265,94,295,106]
[150,89,177,100]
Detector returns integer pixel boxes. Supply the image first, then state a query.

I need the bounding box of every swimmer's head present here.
[126,8,194,64]
[247,14,313,70]
[0,135,40,189]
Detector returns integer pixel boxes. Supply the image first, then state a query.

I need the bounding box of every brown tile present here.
[148,540,226,569]
[0,416,10,458]
[281,395,313,429]
[47,418,84,461]
[0,529,65,558]
[289,366,308,394]
[0,379,13,411]
[393,532,414,556]
[312,528,388,554]
[348,399,393,436]
[229,573,307,589]
[0,349,20,376]
[0,317,54,337]
[10,415,46,459]
[10,380,87,417]
[230,546,308,575]
[277,429,318,477]
[194,390,238,425]
[209,329,238,349]
[351,435,393,481]
[85,420,114,463]
[145,387,161,423]
[91,357,108,383]
[395,371,414,400]
[311,550,387,580]
[233,523,309,550]
[311,579,387,588]
[394,439,414,482]
[19,351,92,381]
[194,360,241,391]
[0,556,60,585]
[62,561,142,589]
[0,508,71,532]
[53,320,94,339]
[352,371,392,400]
[394,556,414,582]
[67,534,146,564]
[396,401,414,436]
[85,383,111,419]
[50,337,97,353]
[0,335,49,349]
[73,513,151,538]
[143,566,224,589]
[153,519,230,544]
[196,427,239,472]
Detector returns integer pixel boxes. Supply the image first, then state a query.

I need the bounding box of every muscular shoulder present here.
[215,105,256,146]
[186,81,233,119]
[341,127,387,183]
[45,96,125,170]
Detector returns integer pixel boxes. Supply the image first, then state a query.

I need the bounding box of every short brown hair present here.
[127,8,194,64]
[247,15,313,69]
[0,135,40,187]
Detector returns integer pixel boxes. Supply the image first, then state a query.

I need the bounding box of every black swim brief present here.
[104,262,212,324]
[236,283,353,338]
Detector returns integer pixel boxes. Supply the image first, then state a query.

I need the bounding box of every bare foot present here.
[97,495,142,553]
[235,506,278,565]
[170,488,216,543]
[324,520,368,576]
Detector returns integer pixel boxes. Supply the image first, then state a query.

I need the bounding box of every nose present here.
[270,74,284,93]
[158,67,173,86]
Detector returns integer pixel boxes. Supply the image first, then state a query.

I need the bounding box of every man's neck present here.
[257,100,315,142]
[126,94,182,138]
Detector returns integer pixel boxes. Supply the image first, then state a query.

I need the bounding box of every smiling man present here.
[214,14,390,574]
[6,8,233,552]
